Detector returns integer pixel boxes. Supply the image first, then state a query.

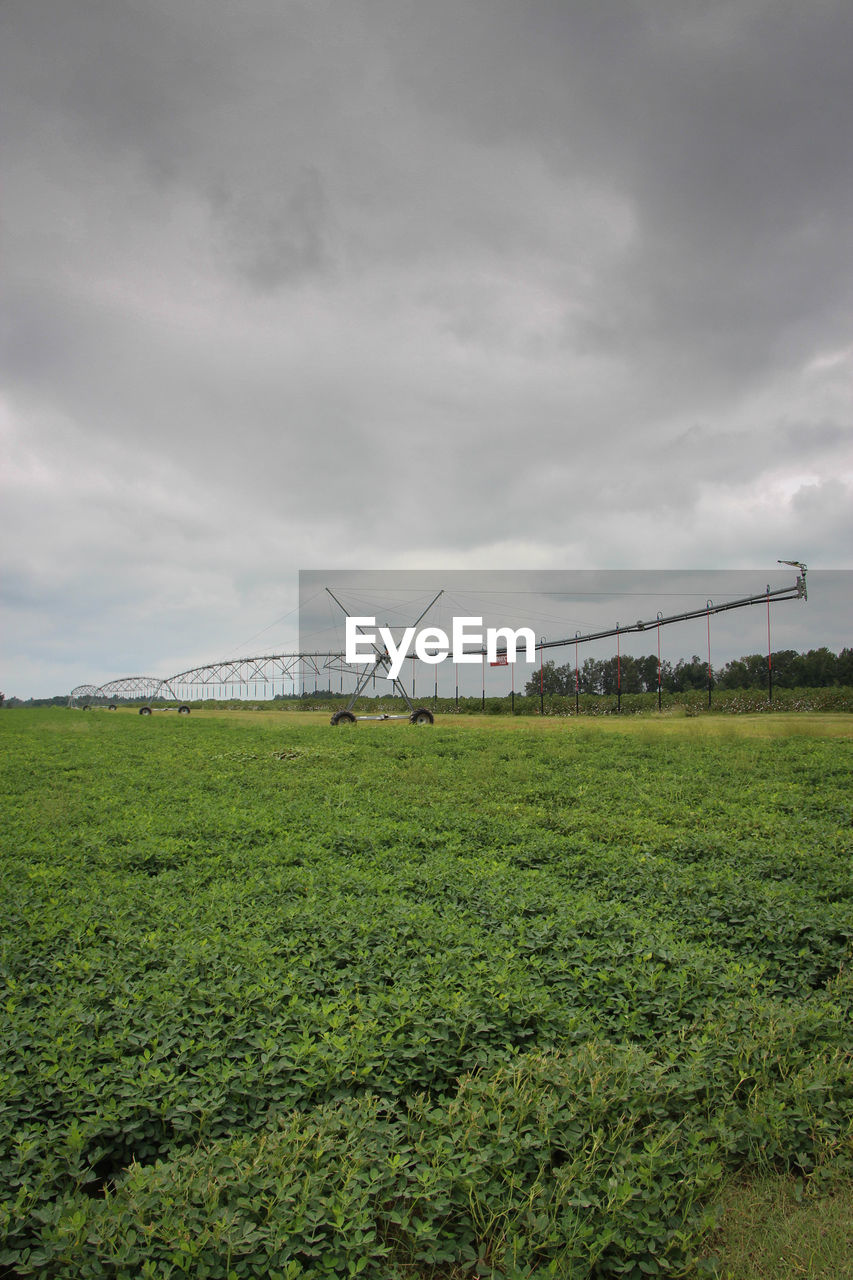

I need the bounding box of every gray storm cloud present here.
[1,0,851,694]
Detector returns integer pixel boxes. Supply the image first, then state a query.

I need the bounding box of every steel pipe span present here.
[69,677,171,705]
[69,564,807,707]
[69,654,351,705]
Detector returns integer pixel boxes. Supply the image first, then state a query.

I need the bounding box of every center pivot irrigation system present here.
[68,562,808,720]
[325,560,808,725]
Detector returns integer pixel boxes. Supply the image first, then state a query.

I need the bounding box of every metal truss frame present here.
[68,654,350,707]
[323,587,442,724]
[68,563,807,714]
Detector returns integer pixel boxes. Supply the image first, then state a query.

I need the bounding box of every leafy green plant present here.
[0,709,850,1277]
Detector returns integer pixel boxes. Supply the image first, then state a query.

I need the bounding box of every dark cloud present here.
[390,0,853,381]
[1,0,850,694]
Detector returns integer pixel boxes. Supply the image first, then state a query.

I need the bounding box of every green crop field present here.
[1,708,851,1279]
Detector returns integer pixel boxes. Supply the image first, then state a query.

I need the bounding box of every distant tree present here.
[578,657,603,694]
[595,655,641,694]
[670,656,711,692]
[768,649,800,688]
[635,655,660,693]
[719,654,768,690]
[718,658,749,690]
[837,648,853,685]
[525,661,568,696]
[599,658,618,696]
[621,656,643,694]
[794,647,839,686]
[521,645,851,698]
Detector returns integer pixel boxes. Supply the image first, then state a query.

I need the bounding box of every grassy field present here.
[1,708,851,1278]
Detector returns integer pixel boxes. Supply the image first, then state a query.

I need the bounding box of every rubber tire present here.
[108,704,118,711]
[139,706,152,716]
[177,705,191,716]
[410,708,434,725]
[330,710,357,725]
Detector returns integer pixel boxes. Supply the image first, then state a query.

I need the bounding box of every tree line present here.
[4,646,852,706]
[524,647,853,697]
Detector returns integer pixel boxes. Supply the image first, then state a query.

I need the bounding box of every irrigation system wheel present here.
[177,705,191,716]
[330,710,357,725]
[139,706,152,716]
[410,708,434,725]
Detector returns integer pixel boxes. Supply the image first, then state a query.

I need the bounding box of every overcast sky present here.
[2,0,851,697]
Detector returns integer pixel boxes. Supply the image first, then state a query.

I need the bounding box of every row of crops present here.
[1,709,851,1277]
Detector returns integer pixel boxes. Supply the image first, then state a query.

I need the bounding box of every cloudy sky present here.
[2,0,851,697]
